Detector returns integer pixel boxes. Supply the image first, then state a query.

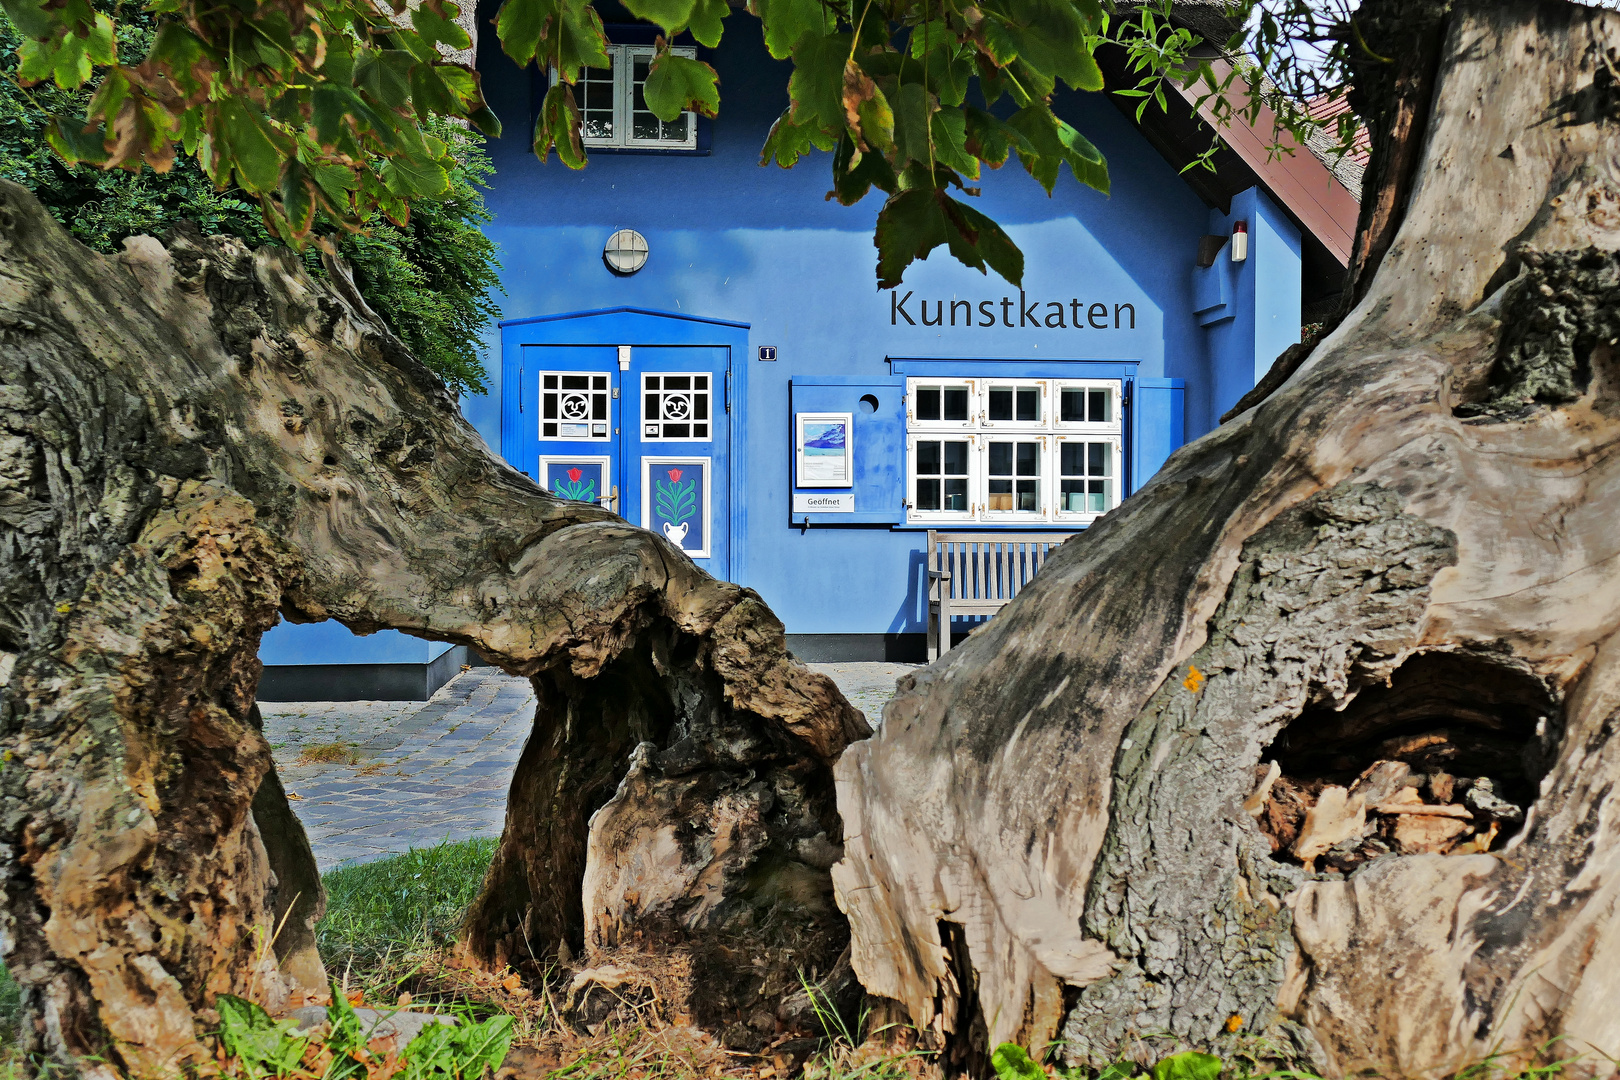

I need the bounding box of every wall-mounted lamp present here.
[604,229,649,275]
[1231,220,1249,263]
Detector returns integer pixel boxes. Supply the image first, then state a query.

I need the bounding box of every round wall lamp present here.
[603,229,649,275]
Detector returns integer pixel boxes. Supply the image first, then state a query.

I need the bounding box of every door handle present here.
[604,484,619,513]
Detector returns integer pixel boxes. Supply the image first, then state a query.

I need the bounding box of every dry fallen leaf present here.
[501,973,523,992]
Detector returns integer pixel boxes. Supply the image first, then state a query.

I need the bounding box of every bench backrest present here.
[927,531,1076,606]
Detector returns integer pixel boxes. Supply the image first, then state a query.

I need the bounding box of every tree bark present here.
[832,2,1620,1076]
[0,191,864,1076]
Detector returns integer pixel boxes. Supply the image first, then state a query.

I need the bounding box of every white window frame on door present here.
[641,371,714,442]
[538,455,614,510]
[538,370,613,442]
[641,455,712,558]
[562,45,701,151]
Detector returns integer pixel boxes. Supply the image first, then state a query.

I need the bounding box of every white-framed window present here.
[908,434,973,515]
[904,376,1123,525]
[540,371,611,440]
[907,378,977,429]
[642,372,712,440]
[983,436,1047,519]
[568,45,700,151]
[1055,379,1119,431]
[1055,436,1121,523]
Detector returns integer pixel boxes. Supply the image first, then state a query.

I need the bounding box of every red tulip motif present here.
[567,467,583,482]
[667,469,683,482]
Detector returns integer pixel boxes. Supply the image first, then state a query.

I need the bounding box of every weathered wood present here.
[0,186,865,1076]
[833,3,1620,1075]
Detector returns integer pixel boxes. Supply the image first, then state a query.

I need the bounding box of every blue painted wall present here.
[261,12,1306,663]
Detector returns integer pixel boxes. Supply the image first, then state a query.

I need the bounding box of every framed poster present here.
[539,456,611,507]
[642,457,712,558]
[796,412,853,488]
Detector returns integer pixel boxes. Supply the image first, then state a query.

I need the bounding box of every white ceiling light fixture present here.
[604,229,649,275]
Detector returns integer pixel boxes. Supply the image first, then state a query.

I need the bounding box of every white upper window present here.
[904,377,1123,526]
[572,46,699,151]
[642,373,711,440]
[540,371,611,441]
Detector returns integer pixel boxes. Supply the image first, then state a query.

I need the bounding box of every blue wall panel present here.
[260,622,451,666]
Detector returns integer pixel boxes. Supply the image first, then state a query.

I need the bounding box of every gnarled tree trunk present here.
[0,185,863,1077]
[833,2,1620,1076]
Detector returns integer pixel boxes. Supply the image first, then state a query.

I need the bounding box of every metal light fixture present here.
[603,229,649,275]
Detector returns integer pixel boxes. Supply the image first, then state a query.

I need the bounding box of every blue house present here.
[258,5,1361,698]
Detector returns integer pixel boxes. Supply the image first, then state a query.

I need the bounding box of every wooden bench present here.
[926,530,1077,660]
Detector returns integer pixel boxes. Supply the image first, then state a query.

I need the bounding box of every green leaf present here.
[0,0,53,40]
[889,80,930,165]
[1095,1064,1140,1080]
[842,61,892,153]
[412,3,472,50]
[828,130,896,205]
[381,153,451,197]
[962,105,1033,169]
[1006,104,1108,195]
[533,82,587,167]
[642,51,719,121]
[787,31,849,130]
[278,160,317,238]
[873,186,1022,289]
[991,1044,1046,1080]
[685,0,728,48]
[618,0,698,36]
[930,107,979,178]
[759,107,835,167]
[410,63,457,118]
[215,99,284,193]
[750,0,833,60]
[496,0,551,67]
[217,995,308,1080]
[1151,1053,1223,1080]
[18,13,115,88]
[44,115,110,164]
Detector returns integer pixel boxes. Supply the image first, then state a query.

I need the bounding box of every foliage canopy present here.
[0,7,500,395]
[1,0,1368,289]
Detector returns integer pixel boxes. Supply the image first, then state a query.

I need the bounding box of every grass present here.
[297,741,360,766]
[317,836,500,997]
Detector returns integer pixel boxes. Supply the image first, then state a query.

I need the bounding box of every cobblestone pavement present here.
[264,661,917,871]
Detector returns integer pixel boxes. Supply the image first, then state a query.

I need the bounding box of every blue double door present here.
[518,344,731,577]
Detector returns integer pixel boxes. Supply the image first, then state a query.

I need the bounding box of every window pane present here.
[1016,442,1038,475]
[988,388,1012,421]
[661,113,690,141]
[917,387,941,420]
[917,478,941,510]
[1089,441,1108,475]
[917,440,941,475]
[1061,388,1085,422]
[1089,389,1109,423]
[989,442,1012,475]
[1060,443,1083,474]
[944,478,968,510]
[1016,478,1038,511]
[944,388,970,421]
[942,440,968,475]
[1017,388,1039,422]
